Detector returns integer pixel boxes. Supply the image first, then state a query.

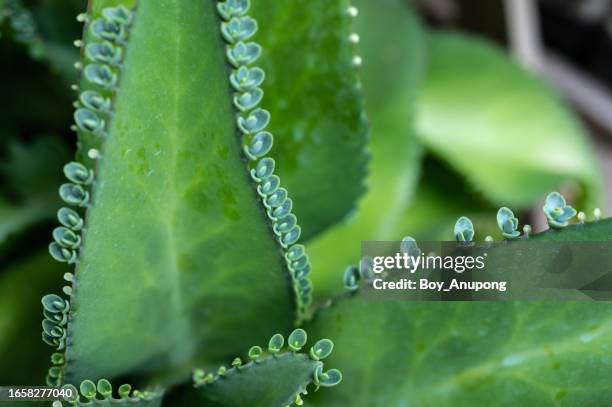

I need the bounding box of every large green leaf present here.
[308,295,612,406]
[308,0,425,300]
[0,252,67,385]
[61,0,299,384]
[252,0,368,240]
[416,32,602,209]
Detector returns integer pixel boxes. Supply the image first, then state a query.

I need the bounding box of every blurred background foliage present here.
[0,0,609,384]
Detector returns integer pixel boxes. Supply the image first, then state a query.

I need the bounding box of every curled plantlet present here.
[310,339,334,361]
[497,207,520,239]
[238,108,271,134]
[543,192,576,229]
[217,0,251,20]
[230,66,265,91]
[53,227,81,249]
[49,243,77,264]
[80,379,97,401]
[273,213,297,235]
[118,384,132,399]
[268,333,285,354]
[222,16,258,43]
[264,187,287,209]
[250,157,275,181]
[343,266,360,291]
[248,345,263,362]
[89,19,127,44]
[400,236,421,257]
[64,162,94,185]
[58,207,84,231]
[84,64,118,90]
[85,41,123,65]
[279,225,301,248]
[227,41,262,67]
[234,87,264,111]
[314,366,343,388]
[288,329,308,352]
[102,5,133,26]
[454,216,474,244]
[80,90,111,112]
[268,197,292,220]
[257,174,280,196]
[59,183,90,207]
[97,379,113,399]
[74,108,105,135]
[244,131,273,160]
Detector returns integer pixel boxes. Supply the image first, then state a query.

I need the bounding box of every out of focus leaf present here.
[308,0,426,300]
[0,251,66,384]
[416,32,602,209]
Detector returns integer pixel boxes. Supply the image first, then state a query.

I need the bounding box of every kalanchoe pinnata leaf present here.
[343,266,360,290]
[221,16,258,43]
[217,0,251,20]
[268,333,284,354]
[288,329,307,351]
[454,216,474,243]
[84,64,118,90]
[244,131,273,160]
[227,41,262,67]
[97,379,113,399]
[80,379,97,400]
[80,90,111,112]
[250,157,275,181]
[310,339,334,361]
[543,191,577,228]
[64,162,94,185]
[58,207,84,231]
[238,108,270,134]
[234,88,264,111]
[74,108,105,135]
[497,207,521,239]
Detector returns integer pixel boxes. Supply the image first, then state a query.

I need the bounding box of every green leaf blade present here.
[63,0,296,384]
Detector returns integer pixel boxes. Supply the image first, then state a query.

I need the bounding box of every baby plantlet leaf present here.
[496,207,520,239]
[310,339,333,361]
[268,333,284,354]
[453,216,474,243]
[288,329,307,351]
[543,191,577,229]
